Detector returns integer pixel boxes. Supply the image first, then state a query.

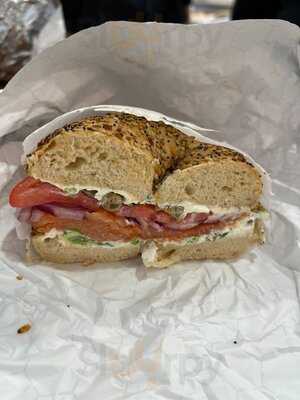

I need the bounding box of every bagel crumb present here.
[17,324,31,334]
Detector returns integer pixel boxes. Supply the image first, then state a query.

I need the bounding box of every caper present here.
[82,189,98,198]
[165,205,184,219]
[101,192,125,211]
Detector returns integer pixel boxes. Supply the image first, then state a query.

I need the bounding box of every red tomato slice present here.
[9,177,99,211]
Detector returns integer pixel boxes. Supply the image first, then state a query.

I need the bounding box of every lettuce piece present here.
[63,230,114,247]
[186,236,199,244]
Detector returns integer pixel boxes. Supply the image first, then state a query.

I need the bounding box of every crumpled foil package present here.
[0,20,300,400]
[0,0,65,83]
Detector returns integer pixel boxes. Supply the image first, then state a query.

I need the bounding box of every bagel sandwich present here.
[9,112,269,268]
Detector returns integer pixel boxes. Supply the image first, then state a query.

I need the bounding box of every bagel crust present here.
[26,113,262,207]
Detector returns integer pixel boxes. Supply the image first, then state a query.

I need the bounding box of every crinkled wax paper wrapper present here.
[0,20,300,400]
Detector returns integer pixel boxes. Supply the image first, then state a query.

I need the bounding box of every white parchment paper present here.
[0,20,300,400]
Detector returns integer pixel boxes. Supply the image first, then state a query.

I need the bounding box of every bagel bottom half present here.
[141,221,264,268]
[32,235,141,265]
[31,220,264,268]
